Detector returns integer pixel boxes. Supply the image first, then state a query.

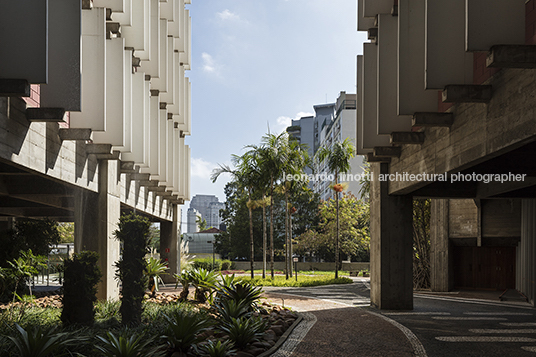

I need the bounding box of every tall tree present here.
[212,152,260,279]
[315,137,355,278]
[252,133,287,279]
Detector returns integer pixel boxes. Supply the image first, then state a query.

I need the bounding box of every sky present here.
[183,0,368,222]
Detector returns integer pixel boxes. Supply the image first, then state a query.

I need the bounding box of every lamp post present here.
[207,240,215,269]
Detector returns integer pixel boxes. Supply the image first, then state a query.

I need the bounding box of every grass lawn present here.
[249,269,351,277]
[235,275,353,287]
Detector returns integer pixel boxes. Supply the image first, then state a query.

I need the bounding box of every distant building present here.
[187,195,225,232]
[182,227,223,260]
[187,208,202,234]
[288,91,364,200]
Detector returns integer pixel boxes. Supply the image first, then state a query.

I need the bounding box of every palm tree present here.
[252,133,287,279]
[315,137,355,279]
[279,138,310,278]
[211,153,259,279]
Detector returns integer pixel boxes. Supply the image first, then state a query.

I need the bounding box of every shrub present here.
[161,309,212,354]
[96,329,165,357]
[61,251,102,327]
[189,268,218,303]
[192,258,233,272]
[197,339,236,357]
[219,316,267,349]
[5,323,75,357]
[114,213,151,326]
[145,257,168,297]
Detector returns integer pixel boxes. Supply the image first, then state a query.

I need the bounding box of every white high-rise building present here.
[288,92,364,201]
[187,194,225,232]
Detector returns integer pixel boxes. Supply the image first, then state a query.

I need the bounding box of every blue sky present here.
[183,0,367,220]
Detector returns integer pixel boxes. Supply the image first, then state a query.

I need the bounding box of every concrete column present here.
[74,160,121,300]
[160,204,179,284]
[370,162,413,310]
[517,199,536,305]
[430,199,453,292]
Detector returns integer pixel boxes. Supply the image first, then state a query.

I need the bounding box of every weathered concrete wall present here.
[481,199,521,238]
[230,261,370,272]
[449,199,478,239]
[389,67,536,195]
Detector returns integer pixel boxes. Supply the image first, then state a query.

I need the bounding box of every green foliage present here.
[173,270,193,301]
[1,250,47,300]
[161,309,212,353]
[215,282,262,312]
[114,213,151,326]
[94,300,121,322]
[413,199,431,289]
[188,268,218,303]
[236,275,353,287]
[145,257,168,297]
[197,339,236,357]
[61,251,102,327]
[4,323,74,357]
[57,223,74,244]
[219,316,267,349]
[96,330,164,357]
[192,258,232,272]
[296,192,370,262]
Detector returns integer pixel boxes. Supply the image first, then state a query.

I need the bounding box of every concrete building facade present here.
[0,0,193,299]
[357,0,536,309]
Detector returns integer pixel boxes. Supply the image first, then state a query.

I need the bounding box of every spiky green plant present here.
[95,330,164,357]
[161,309,212,353]
[197,340,236,357]
[145,257,168,297]
[188,268,218,303]
[5,323,74,357]
[219,316,267,349]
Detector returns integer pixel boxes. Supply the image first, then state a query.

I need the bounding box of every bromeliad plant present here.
[96,330,165,357]
[188,268,218,303]
[161,308,213,354]
[5,323,76,357]
[145,257,168,298]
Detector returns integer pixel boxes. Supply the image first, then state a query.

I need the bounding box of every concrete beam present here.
[129,173,150,181]
[106,22,121,39]
[487,45,536,69]
[366,153,391,163]
[412,112,454,127]
[373,146,401,158]
[138,180,159,187]
[120,161,136,174]
[442,85,492,103]
[0,79,30,97]
[26,108,66,122]
[390,132,425,145]
[368,27,377,42]
[59,128,92,141]
[86,143,112,155]
[93,151,120,161]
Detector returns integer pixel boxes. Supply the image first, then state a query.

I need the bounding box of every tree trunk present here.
[289,210,293,277]
[262,195,267,279]
[285,190,289,279]
[270,178,275,279]
[335,173,339,279]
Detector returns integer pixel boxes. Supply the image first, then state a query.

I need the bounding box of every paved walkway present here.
[261,279,536,357]
[261,278,418,357]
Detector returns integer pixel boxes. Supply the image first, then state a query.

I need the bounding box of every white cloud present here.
[217,9,240,21]
[191,157,216,179]
[272,111,314,134]
[201,52,217,73]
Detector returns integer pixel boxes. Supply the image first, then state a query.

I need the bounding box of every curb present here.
[260,312,317,357]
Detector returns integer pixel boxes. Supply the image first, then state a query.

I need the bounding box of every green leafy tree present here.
[196,217,208,232]
[295,192,370,263]
[57,222,74,244]
[315,138,356,278]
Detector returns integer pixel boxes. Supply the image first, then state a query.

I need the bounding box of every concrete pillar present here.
[160,204,179,284]
[517,199,536,305]
[370,162,413,310]
[74,160,121,300]
[430,199,453,291]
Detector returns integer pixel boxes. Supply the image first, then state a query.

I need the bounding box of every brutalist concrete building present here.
[0,0,193,299]
[358,0,536,309]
